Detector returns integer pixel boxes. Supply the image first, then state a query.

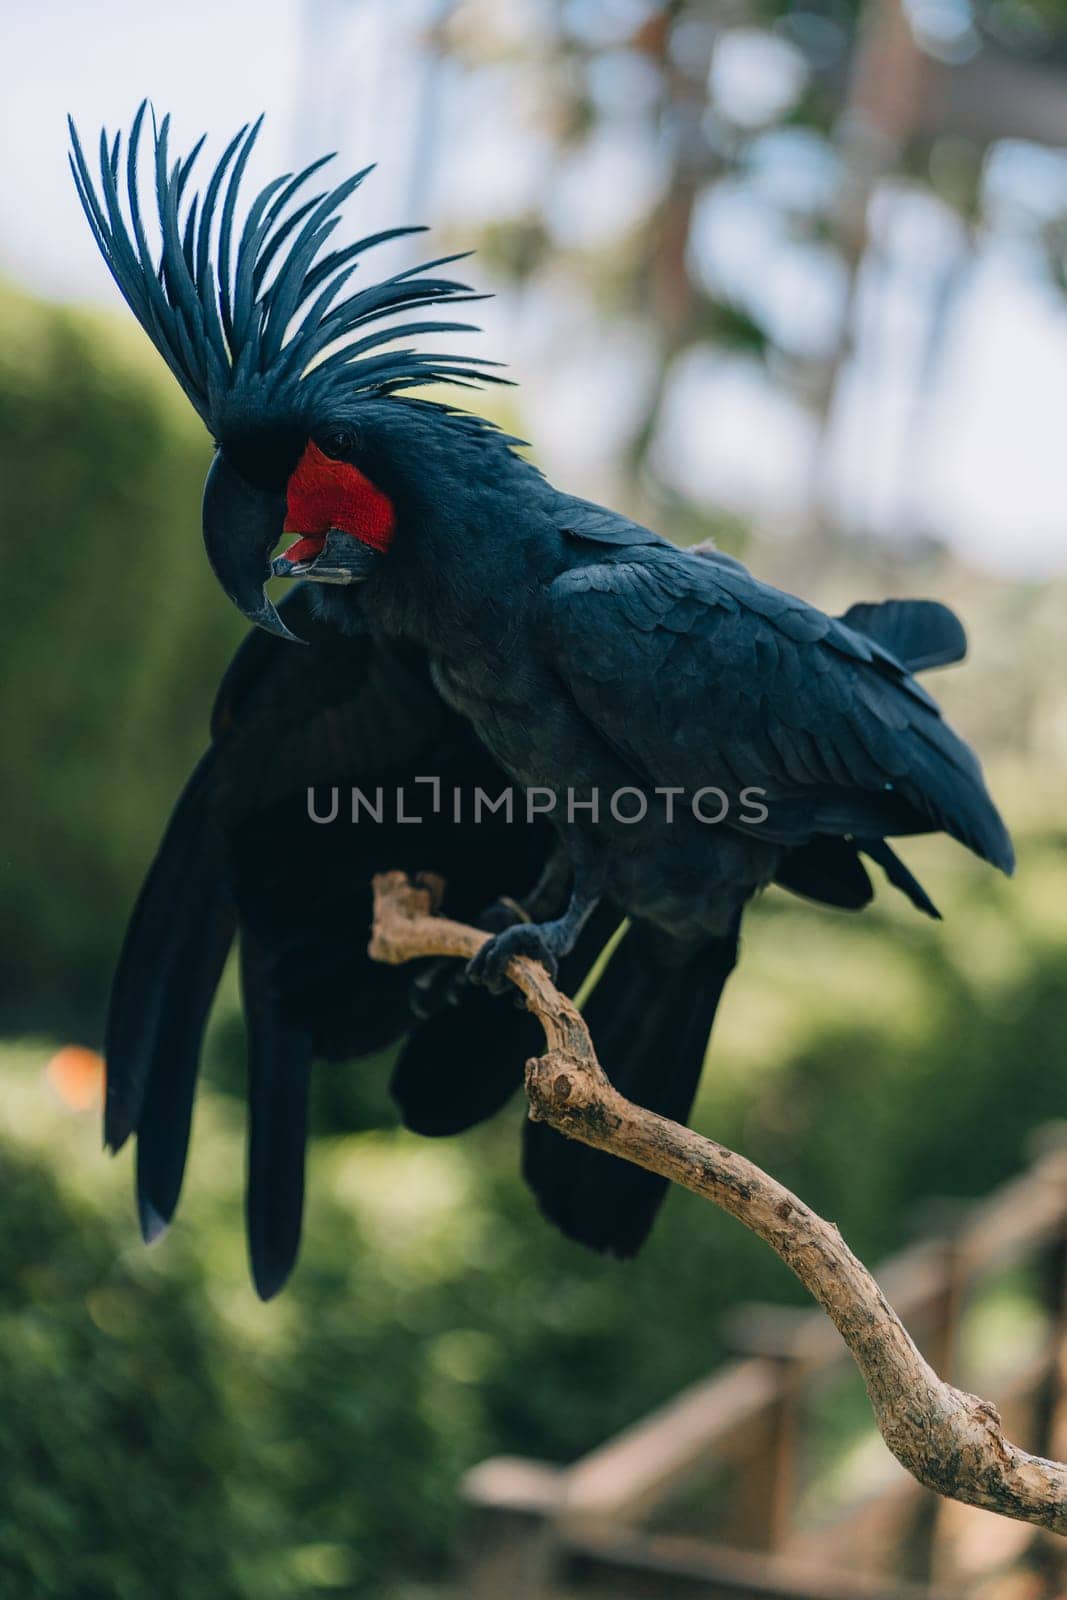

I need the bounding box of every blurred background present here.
[3,1,1067,1596]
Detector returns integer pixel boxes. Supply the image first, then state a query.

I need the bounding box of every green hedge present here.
[0,286,242,1035]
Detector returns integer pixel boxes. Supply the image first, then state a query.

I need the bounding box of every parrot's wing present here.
[545,538,1013,872]
[559,502,970,675]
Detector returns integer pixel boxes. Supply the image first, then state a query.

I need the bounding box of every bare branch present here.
[370,871,1067,1534]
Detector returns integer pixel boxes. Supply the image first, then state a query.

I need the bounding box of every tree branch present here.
[370,871,1067,1534]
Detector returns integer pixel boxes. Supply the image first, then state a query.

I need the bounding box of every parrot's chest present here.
[428,649,610,793]
[429,646,780,936]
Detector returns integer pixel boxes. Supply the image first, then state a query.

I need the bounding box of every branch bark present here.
[370,870,1067,1534]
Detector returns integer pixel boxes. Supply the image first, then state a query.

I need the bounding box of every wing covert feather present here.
[544,548,1011,870]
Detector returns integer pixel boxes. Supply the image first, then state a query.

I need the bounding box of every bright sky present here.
[4,0,310,298]
[4,0,1067,577]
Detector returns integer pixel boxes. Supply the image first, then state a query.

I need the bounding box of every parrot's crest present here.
[68,103,504,441]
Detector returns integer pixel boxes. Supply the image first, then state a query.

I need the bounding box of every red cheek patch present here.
[285,440,396,553]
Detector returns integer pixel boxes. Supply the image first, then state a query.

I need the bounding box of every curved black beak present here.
[202,452,302,642]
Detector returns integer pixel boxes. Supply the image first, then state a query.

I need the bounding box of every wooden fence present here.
[458,1129,1067,1599]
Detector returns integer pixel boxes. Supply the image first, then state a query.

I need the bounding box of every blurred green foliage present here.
[3,835,1067,1597]
[0,285,241,1036]
[2,289,1066,1597]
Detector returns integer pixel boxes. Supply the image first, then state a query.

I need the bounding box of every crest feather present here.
[69,104,506,434]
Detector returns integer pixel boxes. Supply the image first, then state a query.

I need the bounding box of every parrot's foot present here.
[466,922,560,995]
[467,871,603,995]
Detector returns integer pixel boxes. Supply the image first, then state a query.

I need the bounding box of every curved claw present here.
[466,923,559,995]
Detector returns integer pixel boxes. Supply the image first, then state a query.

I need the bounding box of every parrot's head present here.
[70,105,512,641]
[200,415,399,635]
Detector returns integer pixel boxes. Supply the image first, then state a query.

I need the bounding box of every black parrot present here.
[72,109,1013,1298]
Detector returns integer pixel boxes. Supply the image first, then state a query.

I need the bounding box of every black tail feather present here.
[389,903,621,1138]
[774,836,873,911]
[240,938,314,1301]
[523,917,740,1257]
[857,837,941,920]
[134,894,235,1242]
[105,755,232,1151]
[389,988,538,1138]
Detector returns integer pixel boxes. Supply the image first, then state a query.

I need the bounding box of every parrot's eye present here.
[317,426,355,459]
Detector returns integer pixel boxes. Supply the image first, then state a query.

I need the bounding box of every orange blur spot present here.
[46,1046,105,1112]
